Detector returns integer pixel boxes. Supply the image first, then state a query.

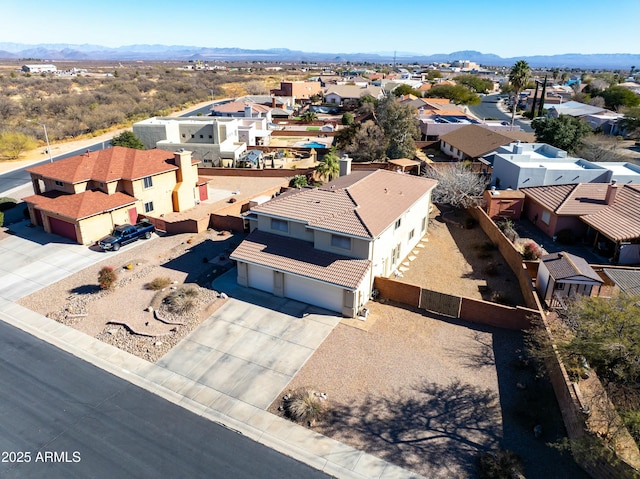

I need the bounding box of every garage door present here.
[49,216,77,241]
[247,264,274,293]
[284,274,344,313]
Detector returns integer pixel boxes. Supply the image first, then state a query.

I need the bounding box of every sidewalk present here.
[0,297,422,479]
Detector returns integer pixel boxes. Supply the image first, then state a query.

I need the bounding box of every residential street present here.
[0,320,331,479]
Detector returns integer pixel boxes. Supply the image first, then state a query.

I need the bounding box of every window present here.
[408,229,415,241]
[331,234,351,250]
[54,180,63,187]
[143,176,153,189]
[271,218,288,232]
[144,201,154,213]
[394,218,402,230]
[199,134,203,138]
[541,210,551,225]
[556,282,565,290]
[421,216,427,232]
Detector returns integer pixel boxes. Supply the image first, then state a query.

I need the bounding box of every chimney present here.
[244,104,252,118]
[339,154,352,177]
[605,180,618,205]
[271,97,276,108]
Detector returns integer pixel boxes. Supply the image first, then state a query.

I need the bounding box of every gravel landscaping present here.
[17,229,241,362]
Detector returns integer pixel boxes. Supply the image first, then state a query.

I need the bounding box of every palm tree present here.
[508,60,531,127]
[300,111,317,123]
[314,149,340,182]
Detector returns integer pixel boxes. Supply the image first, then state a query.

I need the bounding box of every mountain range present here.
[0,43,638,69]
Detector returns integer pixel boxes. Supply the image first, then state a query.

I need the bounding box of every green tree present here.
[341,112,354,125]
[453,74,493,94]
[392,84,422,97]
[508,60,531,127]
[300,111,318,123]
[111,130,144,149]
[314,148,340,181]
[426,84,481,105]
[375,95,420,159]
[289,175,308,188]
[342,120,387,162]
[620,107,640,138]
[531,115,592,153]
[0,131,37,160]
[600,85,640,110]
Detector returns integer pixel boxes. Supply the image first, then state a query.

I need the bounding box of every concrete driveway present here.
[0,220,147,301]
[157,270,342,410]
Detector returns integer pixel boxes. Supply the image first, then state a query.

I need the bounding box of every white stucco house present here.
[230,164,437,317]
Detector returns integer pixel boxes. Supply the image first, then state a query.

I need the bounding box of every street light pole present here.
[28,120,53,163]
[42,123,52,163]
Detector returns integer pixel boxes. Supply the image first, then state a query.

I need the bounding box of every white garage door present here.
[284,274,344,313]
[247,264,274,293]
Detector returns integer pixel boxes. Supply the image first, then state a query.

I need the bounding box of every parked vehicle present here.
[97,220,155,251]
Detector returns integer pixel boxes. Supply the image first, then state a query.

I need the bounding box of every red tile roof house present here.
[522,182,640,265]
[23,147,207,245]
[230,168,437,317]
[536,251,604,308]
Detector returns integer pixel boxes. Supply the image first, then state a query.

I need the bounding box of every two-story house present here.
[23,147,206,244]
[230,168,437,317]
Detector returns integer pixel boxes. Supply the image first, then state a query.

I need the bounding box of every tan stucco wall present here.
[132,172,177,216]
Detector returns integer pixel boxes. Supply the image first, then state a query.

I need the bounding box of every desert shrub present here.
[165,286,199,314]
[146,276,172,290]
[497,218,519,242]
[556,228,575,245]
[522,241,543,260]
[98,266,117,290]
[283,388,329,426]
[491,291,512,305]
[477,448,524,479]
[484,262,499,276]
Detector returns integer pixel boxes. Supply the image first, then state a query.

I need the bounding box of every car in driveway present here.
[97,220,155,251]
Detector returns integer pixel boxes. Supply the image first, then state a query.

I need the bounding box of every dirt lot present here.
[17,229,242,362]
[399,206,524,306]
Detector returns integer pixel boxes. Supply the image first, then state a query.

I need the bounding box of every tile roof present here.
[324,85,383,100]
[603,268,640,296]
[23,190,137,221]
[581,185,640,242]
[26,146,181,183]
[230,230,371,290]
[439,124,519,158]
[251,170,437,238]
[522,183,610,215]
[542,252,603,283]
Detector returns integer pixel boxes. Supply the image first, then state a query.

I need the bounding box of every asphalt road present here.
[0,321,330,479]
[468,94,534,132]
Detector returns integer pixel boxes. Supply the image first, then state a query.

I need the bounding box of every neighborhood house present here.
[231,166,437,317]
[23,147,207,245]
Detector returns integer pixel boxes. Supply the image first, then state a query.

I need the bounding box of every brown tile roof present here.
[581,185,640,242]
[23,190,137,221]
[26,146,180,183]
[230,230,371,290]
[439,124,519,158]
[603,268,640,296]
[522,183,610,215]
[251,170,437,238]
[542,252,603,283]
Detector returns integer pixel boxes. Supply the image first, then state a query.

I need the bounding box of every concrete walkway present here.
[0,225,423,478]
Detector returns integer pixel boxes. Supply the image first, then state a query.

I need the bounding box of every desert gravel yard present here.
[400,206,525,305]
[17,229,241,362]
[275,301,587,479]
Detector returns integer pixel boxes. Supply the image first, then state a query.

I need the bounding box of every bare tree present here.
[422,162,488,208]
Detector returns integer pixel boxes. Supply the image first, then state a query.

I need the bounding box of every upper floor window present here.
[394,218,401,230]
[271,218,288,232]
[408,229,415,241]
[143,176,153,189]
[331,234,351,250]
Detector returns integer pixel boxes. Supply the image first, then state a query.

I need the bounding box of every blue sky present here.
[4,0,639,57]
